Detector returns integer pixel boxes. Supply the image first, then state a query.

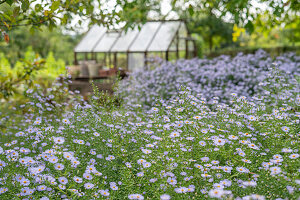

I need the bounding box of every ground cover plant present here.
[0,54,299,200]
[118,50,300,108]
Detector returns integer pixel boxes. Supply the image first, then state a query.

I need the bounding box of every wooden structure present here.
[68,69,127,95]
[69,77,114,95]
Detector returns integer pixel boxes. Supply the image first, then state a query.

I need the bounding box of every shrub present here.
[0,47,66,100]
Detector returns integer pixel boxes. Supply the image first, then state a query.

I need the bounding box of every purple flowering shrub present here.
[117,50,300,107]
[0,59,299,199]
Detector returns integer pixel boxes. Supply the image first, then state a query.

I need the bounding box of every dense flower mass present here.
[117,50,300,107]
[0,53,299,199]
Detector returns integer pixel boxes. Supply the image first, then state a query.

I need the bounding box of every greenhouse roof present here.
[74,20,188,53]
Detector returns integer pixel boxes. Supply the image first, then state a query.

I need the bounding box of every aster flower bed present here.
[117,50,300,107]
[0,64,299,200]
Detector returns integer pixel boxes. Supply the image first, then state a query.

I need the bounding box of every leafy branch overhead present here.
[1,0,299,35]
[170,0,300,33]
[0,0,158,35]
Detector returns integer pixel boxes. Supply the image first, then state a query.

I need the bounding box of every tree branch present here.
[0,18,49,28]
[0,21,47,27]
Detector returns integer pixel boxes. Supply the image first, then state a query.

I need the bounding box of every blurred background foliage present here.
[0,26,79,66]
[176,5,300,56]
[0,46,66,100]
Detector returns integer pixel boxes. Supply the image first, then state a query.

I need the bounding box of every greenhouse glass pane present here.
[128,53,144,71]
[147,21,180,52]
[74,25,106,52]
[93,32,120,52]
[178,39,186,51]
[178,22,188,37]
[129,22,161,52]
[167,37,186,51]
[188,40,194,51]
[169,39,176,51]
[169,39,177,51]
[161,22,187,51]
[111,28,139,52]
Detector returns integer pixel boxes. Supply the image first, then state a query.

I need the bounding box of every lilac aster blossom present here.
[0,54,299,199]
[118,50,300,107]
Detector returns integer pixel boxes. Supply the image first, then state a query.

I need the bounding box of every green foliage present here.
[0,26,79,65]
[172,0,300,32]
[191,33,204,57]
[283,16,300,46]
[188,14,234,52]
[90,72,124,111]
[0,0,160,36]
[37,52,66,80]
[171,0,300,53]
[235,13,300,48]
[0,53,10,72]
[0,47,66,100]
[0,54,45,99]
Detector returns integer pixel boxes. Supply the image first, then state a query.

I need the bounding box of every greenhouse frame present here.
[74,20,197,71]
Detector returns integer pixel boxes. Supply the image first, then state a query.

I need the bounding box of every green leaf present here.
[13,7,20,17]
[51,1,60,11]
[21,0,30,11]
[274,7,282,17]
[188,5,194,16]
[49,21,56,31]
[79,6,84,12]
[6,0,14,6]
[61,14,68,24]
[2,13,12,21]
[171,0,177,7]
[35,4,43,12]
[245,20,254,33]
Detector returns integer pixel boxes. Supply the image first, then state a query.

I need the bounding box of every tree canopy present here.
[0,26,79,65]
[1,0,299,36]
[170,0,300,33]
[168,0,299,52]
[0,0,160,41]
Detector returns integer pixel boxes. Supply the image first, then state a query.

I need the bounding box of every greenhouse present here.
[74,20,197,71]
